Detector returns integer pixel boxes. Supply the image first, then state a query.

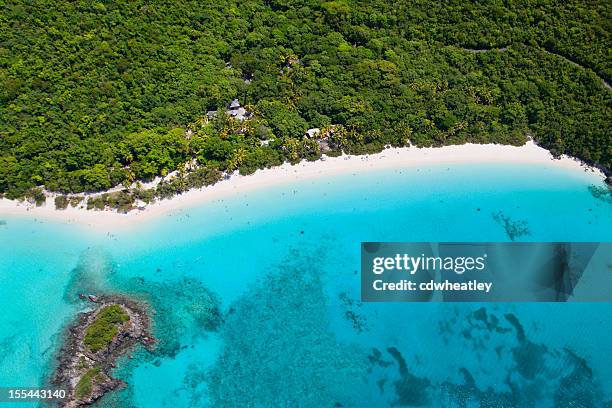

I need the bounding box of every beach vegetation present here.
[24,188,46,207]
[69,196,84,208]
[54,195,69,210]
[83,305,129,353]
[74,367,102,399]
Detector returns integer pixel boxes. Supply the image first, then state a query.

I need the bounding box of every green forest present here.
[1,0,610,208]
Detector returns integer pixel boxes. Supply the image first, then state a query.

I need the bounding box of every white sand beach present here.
[0,141,605,231]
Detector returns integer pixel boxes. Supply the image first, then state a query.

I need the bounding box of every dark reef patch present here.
[338,292,369,333]
[588,184,612,204]
[368,348,393,369]
[387,347,431,407]
[493,211,531,241]
[470,307,511,335]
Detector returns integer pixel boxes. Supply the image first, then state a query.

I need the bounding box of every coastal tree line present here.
[1,0,610,207]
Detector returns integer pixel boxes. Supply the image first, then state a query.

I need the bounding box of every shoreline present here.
[0,141,605,231]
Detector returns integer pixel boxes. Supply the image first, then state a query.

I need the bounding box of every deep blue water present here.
[0,162,611,407]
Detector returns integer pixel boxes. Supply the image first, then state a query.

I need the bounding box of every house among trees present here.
[304,128,332,153]
[305,128,321,138]
[227,99,251,121]
[204,99,252,122]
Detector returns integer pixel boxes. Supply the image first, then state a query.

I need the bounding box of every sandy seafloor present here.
[0,144,611,407]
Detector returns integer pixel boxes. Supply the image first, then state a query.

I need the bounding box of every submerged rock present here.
[492,211,530,241]
[588,184,612,204]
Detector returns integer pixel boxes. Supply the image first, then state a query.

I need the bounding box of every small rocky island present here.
[52,295,155,407]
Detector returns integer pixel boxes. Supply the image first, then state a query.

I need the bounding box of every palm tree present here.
[244,103,259,117]
[227,147,247,172]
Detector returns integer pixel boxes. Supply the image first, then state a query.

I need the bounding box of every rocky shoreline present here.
[51,295,155,407]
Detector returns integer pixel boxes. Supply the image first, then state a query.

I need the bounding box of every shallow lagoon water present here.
[1,162,611,407]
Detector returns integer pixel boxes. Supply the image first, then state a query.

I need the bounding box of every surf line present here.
[373,279,493,293]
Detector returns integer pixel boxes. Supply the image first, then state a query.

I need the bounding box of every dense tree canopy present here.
[1,0,610,200]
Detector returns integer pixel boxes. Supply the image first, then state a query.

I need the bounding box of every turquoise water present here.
[1,162,611,407]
